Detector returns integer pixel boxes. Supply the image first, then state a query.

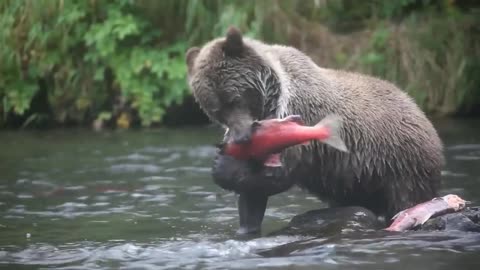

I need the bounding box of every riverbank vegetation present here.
[1,0,479,129]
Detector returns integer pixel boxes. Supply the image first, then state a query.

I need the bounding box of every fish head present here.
[442,194,467,211]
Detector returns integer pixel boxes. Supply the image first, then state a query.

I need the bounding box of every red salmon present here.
[218,114,348,167]
[385,194,468,232]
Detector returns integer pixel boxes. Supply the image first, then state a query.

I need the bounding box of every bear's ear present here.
[186,47,200,74]
[223,26,244,57]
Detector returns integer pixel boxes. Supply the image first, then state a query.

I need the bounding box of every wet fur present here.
[186,27,445,218]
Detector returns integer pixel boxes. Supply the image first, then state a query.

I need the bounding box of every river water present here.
[1,118,480,269]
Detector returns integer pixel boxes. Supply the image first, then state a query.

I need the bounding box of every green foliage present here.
[83,1,189,126]
[1,0,94,124]
[0,0,265,128]
[282,0,480,116]
[288,0,438,28]
[360,24,390,76]
[0,0,479,128]
[355,7,480,115]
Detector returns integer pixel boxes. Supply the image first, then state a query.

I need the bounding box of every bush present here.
[0,0,264,128]
[0,0,479,128]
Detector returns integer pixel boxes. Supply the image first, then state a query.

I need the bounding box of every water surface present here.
[1,119,480,269]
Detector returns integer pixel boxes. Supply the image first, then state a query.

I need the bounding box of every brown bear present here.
[186,26,445,235]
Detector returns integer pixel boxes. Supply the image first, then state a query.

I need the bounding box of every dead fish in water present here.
[385,194,469,232]
[217,114,348,167]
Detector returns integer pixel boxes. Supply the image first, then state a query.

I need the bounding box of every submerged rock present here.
[269,206,382,237]
[269,206,480,238]
[257,206,480,258]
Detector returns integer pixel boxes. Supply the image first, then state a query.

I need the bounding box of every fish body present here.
[220,114,348,167]
[385,194,468,232]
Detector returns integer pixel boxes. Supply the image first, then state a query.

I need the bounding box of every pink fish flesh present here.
[385,194,468,232]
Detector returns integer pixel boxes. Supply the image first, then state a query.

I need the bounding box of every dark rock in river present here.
[269,206,480,238]
[420,206,480,232]
[257,206,480,258]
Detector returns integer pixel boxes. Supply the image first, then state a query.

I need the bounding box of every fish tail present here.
[315,114,349,153]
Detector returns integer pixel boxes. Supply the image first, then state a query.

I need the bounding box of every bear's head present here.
[185,27,280,141]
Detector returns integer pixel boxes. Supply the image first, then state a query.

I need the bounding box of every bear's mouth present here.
[224,109,256,143]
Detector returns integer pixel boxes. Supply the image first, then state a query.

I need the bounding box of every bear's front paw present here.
[212,154,248,191]
[212,153,294,196]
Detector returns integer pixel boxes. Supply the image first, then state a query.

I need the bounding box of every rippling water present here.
[1,119,480,269]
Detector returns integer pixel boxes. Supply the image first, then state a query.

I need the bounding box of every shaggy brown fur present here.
[186,27,444,224]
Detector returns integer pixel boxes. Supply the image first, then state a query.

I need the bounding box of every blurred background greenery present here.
[1,0,479,129]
